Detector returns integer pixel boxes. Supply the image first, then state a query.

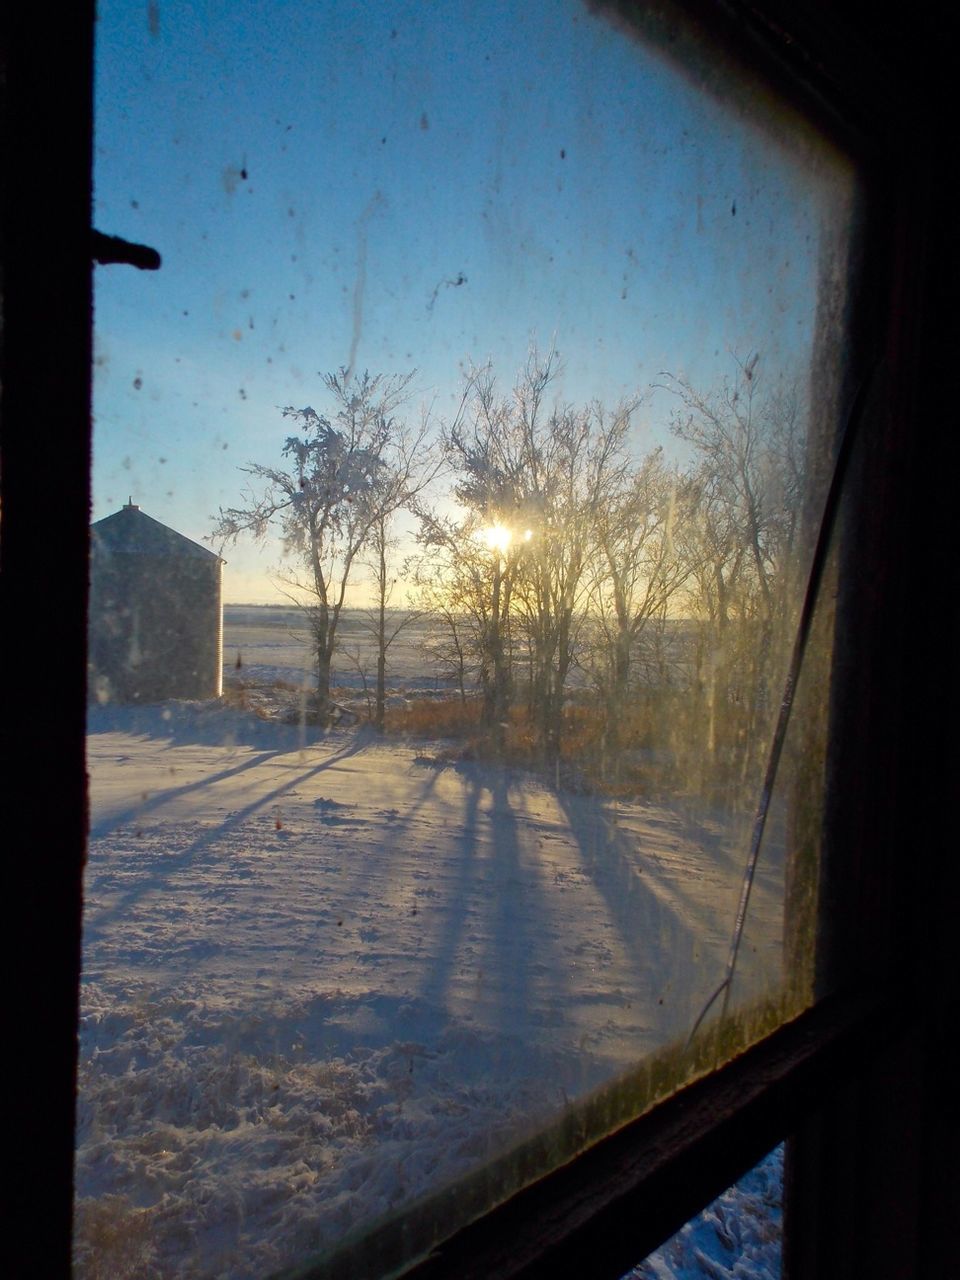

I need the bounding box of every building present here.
[89,501,223,703]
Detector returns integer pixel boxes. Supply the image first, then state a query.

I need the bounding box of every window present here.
[2,3,954,1278]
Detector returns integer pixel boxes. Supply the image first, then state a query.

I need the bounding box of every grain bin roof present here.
[91,504,222,562]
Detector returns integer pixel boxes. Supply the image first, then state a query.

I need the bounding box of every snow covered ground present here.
[629,1146,783,1280]
[75,611,787,1279]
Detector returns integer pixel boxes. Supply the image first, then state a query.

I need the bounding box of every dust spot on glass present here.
[132,376,143,390]
[222,163,249,194]
[427,272,468,312]
[420,111,429,130]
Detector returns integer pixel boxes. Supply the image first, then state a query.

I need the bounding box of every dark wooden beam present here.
[1,5,94,1275]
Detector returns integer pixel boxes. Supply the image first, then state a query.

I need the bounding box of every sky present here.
[92,0,853,602]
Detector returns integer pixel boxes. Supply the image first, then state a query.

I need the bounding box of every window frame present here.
[2,2,954,1277]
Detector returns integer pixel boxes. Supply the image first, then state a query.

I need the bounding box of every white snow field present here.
[75,613,787,1279]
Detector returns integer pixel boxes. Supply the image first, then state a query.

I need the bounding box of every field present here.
[221,605,454,704]
[75,607,786,1279]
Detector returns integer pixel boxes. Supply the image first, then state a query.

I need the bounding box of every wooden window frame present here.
[2,3,954,1276]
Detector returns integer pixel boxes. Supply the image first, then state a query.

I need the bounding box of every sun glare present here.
[482,523,514,555]
[479,524,534,555]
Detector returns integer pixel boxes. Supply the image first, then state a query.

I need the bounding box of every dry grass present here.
[220,677,349,725]
[73,1195,158,1280]
[223,675,759,804]
[382,695,664,797]
[221,675,304,716]
[383,696,486,739]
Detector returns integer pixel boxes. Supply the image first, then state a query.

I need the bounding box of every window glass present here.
[77,2,856,1275]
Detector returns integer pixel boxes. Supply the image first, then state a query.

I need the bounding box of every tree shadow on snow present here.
[552,789,734,1042]
[85,734,372,935]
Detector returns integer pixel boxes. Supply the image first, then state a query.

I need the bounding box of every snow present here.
[631,1147,783,1280]
[76,617,788,1279]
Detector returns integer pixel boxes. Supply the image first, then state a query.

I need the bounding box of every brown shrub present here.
[383,696,485,738]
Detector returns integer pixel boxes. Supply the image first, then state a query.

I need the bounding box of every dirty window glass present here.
[78,2,856,1276]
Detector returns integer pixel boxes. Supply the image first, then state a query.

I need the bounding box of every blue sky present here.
[92,0,851,601]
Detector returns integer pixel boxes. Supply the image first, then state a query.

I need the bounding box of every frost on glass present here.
[77,2,855,1276]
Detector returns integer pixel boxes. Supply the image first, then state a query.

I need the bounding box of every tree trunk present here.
[603,621,632,764]
[487,561,510,750]
[315,647,333,716]
[375,526,387,732]
[309,600,335,719]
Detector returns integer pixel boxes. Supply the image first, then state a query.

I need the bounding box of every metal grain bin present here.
[89,502,224,703]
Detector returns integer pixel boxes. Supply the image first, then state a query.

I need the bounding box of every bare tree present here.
[352,512,431,731]
[512,396,637,760]
[586,447,696,754]
[436,356,549,746]
[348,404,441,730]
[413,503,513,733]
[426,350,639,760]
[410,515,492,705]
[665,355,805,628]
[660,356,809,793]
[212,368,422,718]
